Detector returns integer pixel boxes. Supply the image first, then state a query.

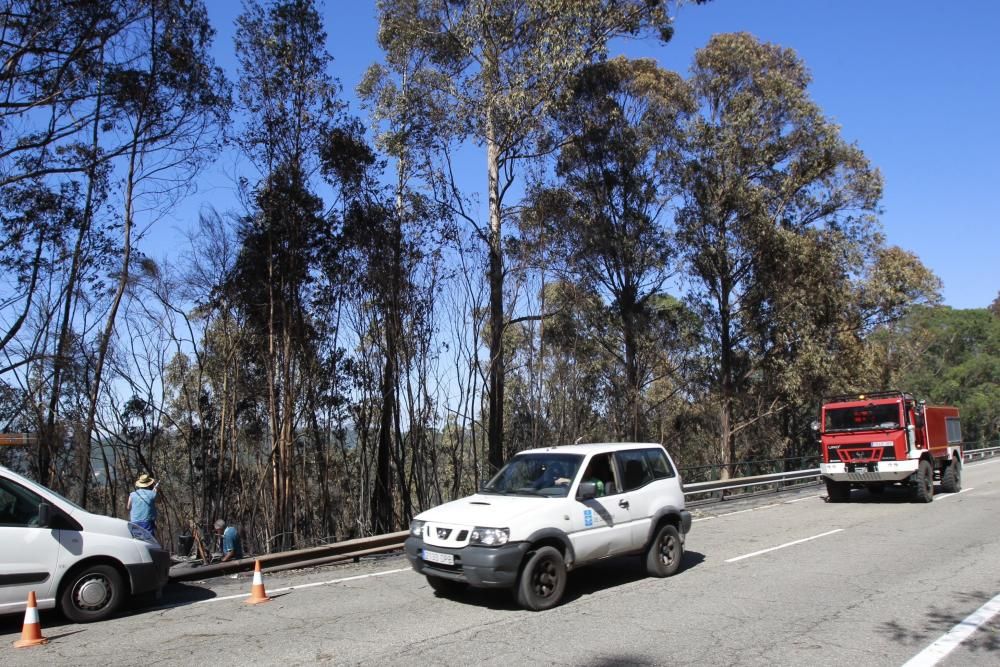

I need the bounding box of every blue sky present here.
[184,0,999,310]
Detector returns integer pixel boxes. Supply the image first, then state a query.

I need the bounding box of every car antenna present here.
[574,436,583,445]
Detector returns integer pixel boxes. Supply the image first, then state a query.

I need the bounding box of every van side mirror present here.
[577,482,597,500]
[37,502,51,528]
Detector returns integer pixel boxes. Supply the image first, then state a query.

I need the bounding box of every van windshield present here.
[482,453,584,497]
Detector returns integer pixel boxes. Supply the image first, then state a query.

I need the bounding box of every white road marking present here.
[193,567,412,604]
[784,494,822,504]
[725,529,844,563]
[716,504,779,517]
[933,488,973,500]
[968,457,1000,467]
[901,592,1000,667]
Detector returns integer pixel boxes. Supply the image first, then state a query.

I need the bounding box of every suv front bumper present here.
[404,537,530,588]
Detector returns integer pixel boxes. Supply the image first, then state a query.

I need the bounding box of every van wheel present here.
[645,524,682,578]
[60,564,124,623]
[426,575,465,597]
[913,460,934,503]
[515,546,566,611]
[941,459,962,493]
[825,479,850,503]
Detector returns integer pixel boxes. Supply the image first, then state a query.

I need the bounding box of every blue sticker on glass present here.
[583,508,593,527]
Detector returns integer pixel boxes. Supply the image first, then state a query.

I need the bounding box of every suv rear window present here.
[615,450,654,491]
[643,448,675,479]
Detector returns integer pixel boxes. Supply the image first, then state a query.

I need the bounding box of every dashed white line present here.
[193,567,412,604]
[725,529,844,563]
[901,592,1000,667]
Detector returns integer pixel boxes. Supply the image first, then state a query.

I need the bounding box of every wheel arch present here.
[57,556,131,601]
[524,528,574,568]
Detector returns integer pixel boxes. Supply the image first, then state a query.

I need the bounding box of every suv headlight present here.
[410,519,426,537]
[470,527,509,546]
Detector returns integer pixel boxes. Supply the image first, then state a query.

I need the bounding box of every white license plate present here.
[423,549,454,566]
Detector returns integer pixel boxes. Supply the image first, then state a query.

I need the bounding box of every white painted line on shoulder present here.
[194,567,412,604]
[901,592,1000,667]
[692,516,716,523]
[725,529,844,563]
[968,457,1000,467]
[934,488,973,500]
[716,504,779,518]
[784,494,822,504]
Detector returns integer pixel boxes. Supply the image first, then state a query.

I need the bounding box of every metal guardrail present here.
[683,468,821,497]
[169,530,409,581]
[170,444,1000,580]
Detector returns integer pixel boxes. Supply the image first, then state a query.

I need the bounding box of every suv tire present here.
[645,524,682,578]
[515,546,566,611]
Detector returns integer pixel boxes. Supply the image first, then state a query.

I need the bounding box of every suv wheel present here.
[515,546,566,611]
[645,524,682,578]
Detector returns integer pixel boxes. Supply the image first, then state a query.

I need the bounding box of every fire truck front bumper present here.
[820,460,919,483]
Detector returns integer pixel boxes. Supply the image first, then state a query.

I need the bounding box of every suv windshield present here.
[482,453,584,497]
[825,403,902,432]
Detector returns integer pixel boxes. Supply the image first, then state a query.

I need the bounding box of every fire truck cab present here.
[818,391,962,502]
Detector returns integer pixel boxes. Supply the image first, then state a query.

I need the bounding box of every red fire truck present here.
[818,391,962,502]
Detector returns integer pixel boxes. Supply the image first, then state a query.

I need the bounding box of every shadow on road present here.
[878,588,1000,655]
[429,549,706,611]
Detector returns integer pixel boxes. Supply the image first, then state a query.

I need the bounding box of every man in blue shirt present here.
[214,519,243,561]
[127,474,159,537]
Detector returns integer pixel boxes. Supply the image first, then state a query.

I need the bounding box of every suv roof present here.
[515,442,667,457]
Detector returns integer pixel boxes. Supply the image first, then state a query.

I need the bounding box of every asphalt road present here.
[3,460,999,666]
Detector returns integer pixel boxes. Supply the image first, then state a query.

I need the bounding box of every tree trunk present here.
[486,133,505,473]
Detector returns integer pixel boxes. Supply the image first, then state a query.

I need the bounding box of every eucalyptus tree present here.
[367,0,689,472]
[233,0,383,544]
[524,57,692,440]
[676,33,935,475]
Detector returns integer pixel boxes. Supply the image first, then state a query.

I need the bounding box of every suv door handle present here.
[618,499,629,509]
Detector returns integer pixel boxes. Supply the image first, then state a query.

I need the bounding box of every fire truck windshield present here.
[825,403,902,432]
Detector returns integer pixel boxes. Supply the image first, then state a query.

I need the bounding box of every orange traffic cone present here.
[245,560,271,604]
[13,591,48,648]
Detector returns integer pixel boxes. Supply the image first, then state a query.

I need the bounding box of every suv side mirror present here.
[37,502,51,528]
[577,481,597,500]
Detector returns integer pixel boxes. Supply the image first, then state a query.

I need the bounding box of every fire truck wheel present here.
[941,459,962,493]
[913,460,934,503]
[825,479,850,503]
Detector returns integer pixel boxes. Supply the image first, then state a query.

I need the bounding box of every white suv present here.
[404,442,691,610]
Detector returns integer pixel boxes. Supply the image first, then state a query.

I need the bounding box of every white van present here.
[0,465,170,622]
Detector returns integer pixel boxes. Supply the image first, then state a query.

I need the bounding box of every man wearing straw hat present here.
[128,473,160,538]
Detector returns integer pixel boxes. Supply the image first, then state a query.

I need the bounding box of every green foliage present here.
[881,306,1000,444]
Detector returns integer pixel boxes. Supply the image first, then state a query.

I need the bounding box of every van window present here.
[0,477,45,527]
